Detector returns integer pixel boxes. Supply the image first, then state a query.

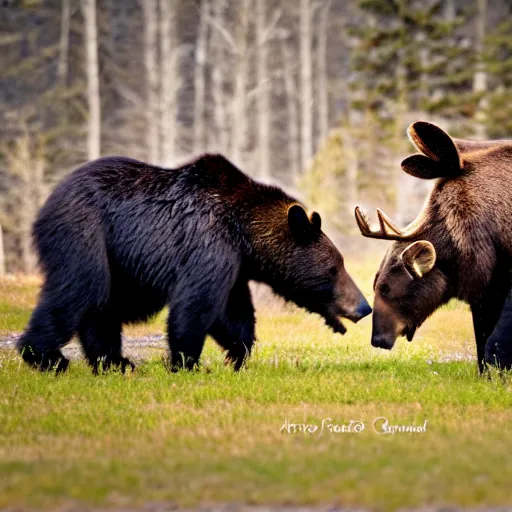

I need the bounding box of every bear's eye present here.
[329,266,337,277]
[379,283,391,297]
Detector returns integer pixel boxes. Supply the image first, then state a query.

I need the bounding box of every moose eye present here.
[329,266,337,277]
[379,283,391,297]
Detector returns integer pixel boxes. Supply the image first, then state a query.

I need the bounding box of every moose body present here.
[18,154,371,373]
[356,121,512,371]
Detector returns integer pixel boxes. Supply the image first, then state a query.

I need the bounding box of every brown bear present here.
[18,154,371,373]
[355,121,512,372]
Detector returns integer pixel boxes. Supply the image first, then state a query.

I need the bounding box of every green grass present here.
[1,260,512,511]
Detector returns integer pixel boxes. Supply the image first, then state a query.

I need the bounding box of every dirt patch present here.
[0,333,168,361]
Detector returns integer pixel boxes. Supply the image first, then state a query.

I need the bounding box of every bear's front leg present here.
[167,304,217,371]
[485,287,512,370]
[166,250,241,372]
[209,279,256,371]
[166,288,234,371]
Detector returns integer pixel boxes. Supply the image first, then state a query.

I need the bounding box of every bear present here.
[18,154,372,374]
[354,121,512,373]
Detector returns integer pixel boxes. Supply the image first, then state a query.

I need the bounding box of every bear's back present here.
[65,154,252,202]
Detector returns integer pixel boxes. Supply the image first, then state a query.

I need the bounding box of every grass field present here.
[1,257,512,511]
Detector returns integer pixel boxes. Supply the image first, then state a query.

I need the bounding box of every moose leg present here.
[484,287,512,370]
[471,281,510,373]
[209,279,256,371]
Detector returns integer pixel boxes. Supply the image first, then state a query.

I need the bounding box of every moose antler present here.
[354,206,422,241]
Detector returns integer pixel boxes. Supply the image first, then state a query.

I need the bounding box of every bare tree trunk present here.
[211,1,229,154]
[256,0,270,180]
[24,156,46,274]
[159,0,177,166]
[142,0,160,163]
[19,159,45,274]
[20,210,35,274]
[343,126,359,218]
[57,0,70,86]
[83,0,101,160]
[444,0,456,20]
[231,0,250,165]
[417,31,429,100]
[0,225,5,277]
[316,0,331,148]
[193,0,209,154]
[474,0,488,139]
[393,0,409,225]
[339,85,359,218]
[30,157,45,272]
[4,121,49,274]
[282,40,300,185]
[16,137,33,274]
[300,0,313,171]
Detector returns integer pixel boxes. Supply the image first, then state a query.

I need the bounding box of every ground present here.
[1,257,512,512]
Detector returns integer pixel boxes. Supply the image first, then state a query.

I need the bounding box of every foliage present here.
[1,0,512,269]
[483,18,512,138]
[300,132,345,228]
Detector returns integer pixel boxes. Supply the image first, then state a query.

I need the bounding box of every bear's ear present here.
[288,204,314,241]
[400,240,436,279]
[406,121,462,178]
[310,211,322,231]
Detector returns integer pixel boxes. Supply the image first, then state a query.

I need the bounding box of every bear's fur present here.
[19,154,371,373]
[355,121,512,372]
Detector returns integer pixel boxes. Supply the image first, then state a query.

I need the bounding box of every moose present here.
[355,121,512,372]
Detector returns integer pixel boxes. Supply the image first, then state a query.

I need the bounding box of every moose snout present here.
[371,334,395,350]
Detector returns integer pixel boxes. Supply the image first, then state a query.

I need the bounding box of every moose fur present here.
[355,121,512,371]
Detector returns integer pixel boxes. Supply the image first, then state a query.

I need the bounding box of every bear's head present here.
[251,203,371,334]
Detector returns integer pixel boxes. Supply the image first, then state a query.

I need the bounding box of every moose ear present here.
[407,121,462,176]
[401,154,446,180]
[310,211,322,231]
[400,240,436,279]
[288,204,313,241]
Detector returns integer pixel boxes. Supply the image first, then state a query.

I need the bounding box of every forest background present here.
[1,0,511,273]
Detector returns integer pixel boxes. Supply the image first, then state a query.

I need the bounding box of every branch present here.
[206,13,236,53]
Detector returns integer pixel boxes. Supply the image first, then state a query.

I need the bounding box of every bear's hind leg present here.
[209,280,256,371]
[17,290,77,373]
[78,310,134,374]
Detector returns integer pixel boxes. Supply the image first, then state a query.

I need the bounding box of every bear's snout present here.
[352,297,372,322]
